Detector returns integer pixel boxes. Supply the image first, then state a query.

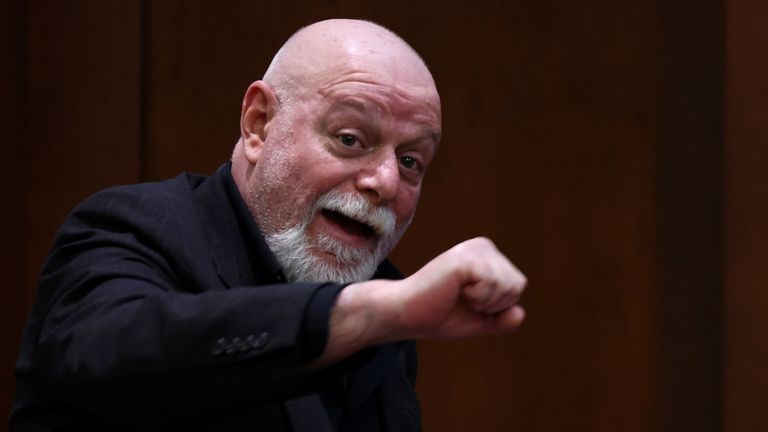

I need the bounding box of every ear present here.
[240,80,279,164]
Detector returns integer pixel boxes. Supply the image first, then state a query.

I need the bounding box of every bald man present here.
[11,19,526,431]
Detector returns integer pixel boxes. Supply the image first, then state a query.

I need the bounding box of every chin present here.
[308,240,380,283]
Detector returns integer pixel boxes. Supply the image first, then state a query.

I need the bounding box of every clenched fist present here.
[393,237,527,339]
[313,237,527,368]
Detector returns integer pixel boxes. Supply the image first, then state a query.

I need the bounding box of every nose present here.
[355,149,400,205]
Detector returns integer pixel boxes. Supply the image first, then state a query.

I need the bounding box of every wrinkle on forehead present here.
[319,81,442,127]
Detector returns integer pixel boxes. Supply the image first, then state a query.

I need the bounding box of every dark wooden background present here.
[2,1,766,430]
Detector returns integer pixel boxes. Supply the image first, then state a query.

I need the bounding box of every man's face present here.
[249,64,442,283]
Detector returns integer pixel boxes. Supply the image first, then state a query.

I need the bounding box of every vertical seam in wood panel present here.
[658,0,725,430]
[19,0,31,298]
[139,0,149,182]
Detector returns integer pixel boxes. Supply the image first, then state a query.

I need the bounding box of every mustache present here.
[313,191,396,237]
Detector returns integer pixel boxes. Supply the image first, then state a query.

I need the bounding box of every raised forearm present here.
[312,237,527,369]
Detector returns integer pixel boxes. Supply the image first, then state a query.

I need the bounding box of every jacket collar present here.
[192,162,283,288]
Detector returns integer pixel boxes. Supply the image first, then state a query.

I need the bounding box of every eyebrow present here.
[324,96,441,145]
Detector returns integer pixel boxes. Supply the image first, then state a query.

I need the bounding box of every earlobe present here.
[240,81,279,164]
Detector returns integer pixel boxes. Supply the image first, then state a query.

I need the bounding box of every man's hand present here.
[312,237,527,368]
[388,237,526,340]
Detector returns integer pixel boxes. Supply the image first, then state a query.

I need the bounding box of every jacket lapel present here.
[345,344,400,415]
[285,394,335,432]
[344,264,407,415]
[191,163,281,288]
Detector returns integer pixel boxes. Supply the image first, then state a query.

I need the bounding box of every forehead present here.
[328,82,438,118]
[307,66,442,132]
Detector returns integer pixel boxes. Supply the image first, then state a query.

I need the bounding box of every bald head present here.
[263,19,437,108]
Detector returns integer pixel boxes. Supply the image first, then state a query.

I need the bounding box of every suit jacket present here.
[11,163,421,431]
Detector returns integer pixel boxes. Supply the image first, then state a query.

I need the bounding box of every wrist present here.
[309,279,401,369]
[333,279,398,346]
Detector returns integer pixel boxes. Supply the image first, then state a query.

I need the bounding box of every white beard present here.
[263,190,405,283]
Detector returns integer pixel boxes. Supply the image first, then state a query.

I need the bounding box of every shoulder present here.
[64,172,207,234]
[74,172,204,218]
[45,171,218,277]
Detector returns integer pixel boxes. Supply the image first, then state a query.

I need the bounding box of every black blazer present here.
[11,164,420,431]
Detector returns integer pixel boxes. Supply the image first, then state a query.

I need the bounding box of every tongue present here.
[323,210,371,237]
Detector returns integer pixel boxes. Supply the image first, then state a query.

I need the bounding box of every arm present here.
[312,237,527,369]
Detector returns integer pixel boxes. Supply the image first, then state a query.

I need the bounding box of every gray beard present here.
[264,223,386,284]
[259,190,408,284]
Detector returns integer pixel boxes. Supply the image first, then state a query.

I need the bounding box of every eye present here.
[338,134,358,147]
[399,156,419,170]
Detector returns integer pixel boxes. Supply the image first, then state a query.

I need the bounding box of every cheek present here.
[253,148,313,225]
[297,150,360,194]
[393,187,421,225]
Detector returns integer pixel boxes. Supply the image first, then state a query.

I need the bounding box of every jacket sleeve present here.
[22,185,340,426]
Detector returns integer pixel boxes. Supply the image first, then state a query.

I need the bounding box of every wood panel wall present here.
[2,1,765,430]
[725,0,768,431]
[1,0,27,421]
[658,0,724,430]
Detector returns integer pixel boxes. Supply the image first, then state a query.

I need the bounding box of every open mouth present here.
[321,209,376,238]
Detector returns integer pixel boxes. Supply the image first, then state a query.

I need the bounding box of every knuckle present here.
[458,236,493,252]
[473,236,495,249]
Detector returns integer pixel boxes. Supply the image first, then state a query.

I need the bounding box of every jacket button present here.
[211,337,227,356]
[241,335,256,352]
[225,337,239,355]
[229,336,246,353]
[252,332,270,350]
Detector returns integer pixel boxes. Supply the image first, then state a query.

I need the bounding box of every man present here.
[11,19,526,431]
